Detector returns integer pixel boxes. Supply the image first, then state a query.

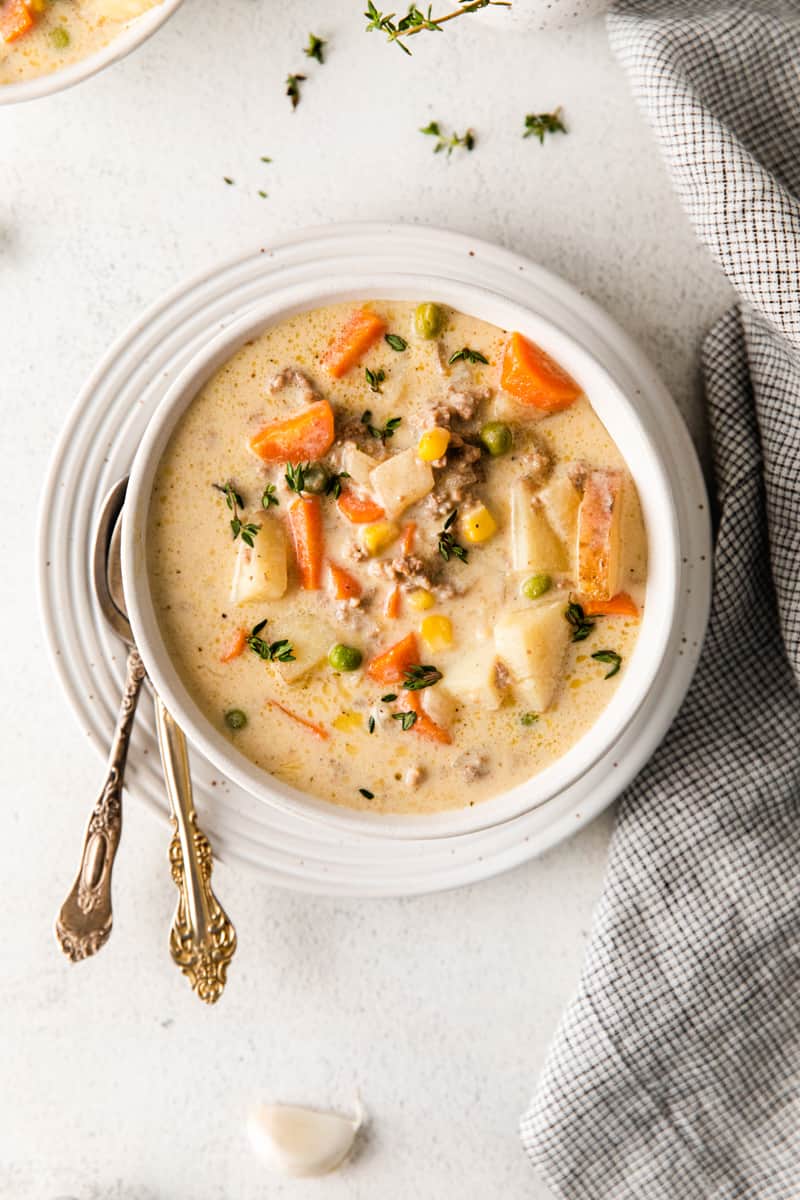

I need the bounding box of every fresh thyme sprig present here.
[524,107,567,144]
[365,0,510,54]
[361,410,402,441]
[365,366,386,393]
[403,664,443,690]
[565,600,596,643]
[261,483,280,510]
[304,33,326,62]
[213,482,259,547]
[420,120,475,156]
[285,462,311,494]
[392,710,418,731]
[592,649,622,679]
[438,509,468,563]
[286,73,306,109]
[448,345,489,365]
[246,620,296,663]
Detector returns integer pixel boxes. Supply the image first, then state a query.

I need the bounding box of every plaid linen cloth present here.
[520,3,800,1197]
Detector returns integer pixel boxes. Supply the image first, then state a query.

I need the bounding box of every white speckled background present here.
[0,2,732,1196]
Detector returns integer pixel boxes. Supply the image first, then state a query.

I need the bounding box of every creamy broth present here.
[0,0,159,85]
[147,301,647,815]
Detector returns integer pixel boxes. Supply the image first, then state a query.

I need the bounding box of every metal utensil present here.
[56,479,236,1002]
[56,479,146,961]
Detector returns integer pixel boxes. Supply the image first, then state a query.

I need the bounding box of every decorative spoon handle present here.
[153,694,236,1004]
[55,645,146,962]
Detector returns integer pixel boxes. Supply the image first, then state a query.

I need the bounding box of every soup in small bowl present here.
[123,281,677,838]
[0,0,179,99]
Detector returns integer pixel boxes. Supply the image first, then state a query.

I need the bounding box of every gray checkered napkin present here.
[520,2,800,1197]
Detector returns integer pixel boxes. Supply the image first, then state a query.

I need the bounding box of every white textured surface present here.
[0,3,732,1197]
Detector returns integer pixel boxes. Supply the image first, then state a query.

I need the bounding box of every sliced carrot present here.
[267,699,329,741]
[1,0,34,42]
[500,331,582,413]
[385,586,401,620]
[323,308,387,378]
[583,591,640,619]
[329,562,363,601]
[337,487,385,524]
[406,692,452,745]
[366,632,420,684]
[400,521,416,555]
[219,627,247,663]
[249,399,335,463]
[288,495,324,589]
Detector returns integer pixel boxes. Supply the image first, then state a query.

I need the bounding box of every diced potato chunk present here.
[494,602,570,711]
[93,0,154,19]
[443,642,505,710]
[272,613,339,684]
[538,469,581,552]
[422,684,456,729]
[510,480,567,573]
[369,448,434,519]
[577,469,624,601]
[230,518,287,604]
[342,443,379,489]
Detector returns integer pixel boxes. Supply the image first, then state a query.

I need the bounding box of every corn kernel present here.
[408,588,435,611]
[333,712,363,733]
[417,427,451,463]
[421,614,453,650]
[462,503,498,544]
[361,520,400,556]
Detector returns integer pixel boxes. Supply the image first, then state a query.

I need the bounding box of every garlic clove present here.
[247,1101,364,1177]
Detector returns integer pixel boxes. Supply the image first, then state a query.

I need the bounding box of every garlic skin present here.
[247,1102,364,1177]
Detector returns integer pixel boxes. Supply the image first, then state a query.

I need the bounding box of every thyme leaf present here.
[591,649,622,679]
[246,620,296,662]
[214,482,259,545]
[565,600,595,643]
[359,787,375,799]
[365,366,386,393]
[392,710,418,731]
[403,664,443,690]
[361,410,402,441]
[421,120,475,156]
[365,0,510,54]
[523,107,567,144]
[438,509,468,563]
[285,462,311,494]
[448,345,489,366]
[385,333,408,352]
[286,73,306,109]
[304,33,326,63]
[325,471,350,500]
[261,483,280,510]
[520,712,539,726]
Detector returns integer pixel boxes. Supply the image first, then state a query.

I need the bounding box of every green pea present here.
[415,302,444,340]
[480,421,513,457]
[225,709,247,730]
[50,26,70,48]
[328,643,363,672]
[302,463,329,494]
[522,573,552,600]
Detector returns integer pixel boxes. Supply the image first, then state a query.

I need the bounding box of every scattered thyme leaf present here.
[258,190,268,199]
[285,462,311,494]
[421,120,476,156]
[565,600,596,643]
[438,509,468,563]
[246,621,296,662]
[381,692,398,703]
[286,73,306,109]
[304,32,326,62]
[368,715,376,734]
[520,712,539,726]
[361,410,401,441]
[325,471,350,500]
[523,107,567,144]
[403,664,443,691]
[223,176,234,185]
[448,345,489,366]
[260,156,272,163]
[385,332,408,352]
[261,483,279,510]
[365,366,386,393]
[359,787,375,799]
[392,710,418,731]
[214,482,258,544]
[591,649,622,679]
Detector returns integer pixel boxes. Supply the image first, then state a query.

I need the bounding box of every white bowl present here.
[123,273,679,841]
[0,0,184,105]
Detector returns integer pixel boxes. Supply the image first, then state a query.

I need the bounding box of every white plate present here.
[37,222,712,896]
